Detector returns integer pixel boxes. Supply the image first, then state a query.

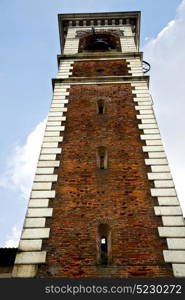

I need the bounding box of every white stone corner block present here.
[167,238,185,249]
[15,251,47,264]
[154,206,182,216]
[158,227,185,237]
[172,264,185,277]
[19,239,42,251]
[27,208,53,218]
[151,188,176,197]
[24,217,46,227]
[22,228,50,239]
[162,216,185,226]
[12,265,38,278]
[163,250,185,263]
[31,190,55,199]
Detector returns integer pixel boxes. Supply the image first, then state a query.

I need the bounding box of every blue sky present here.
[0,0,184,246]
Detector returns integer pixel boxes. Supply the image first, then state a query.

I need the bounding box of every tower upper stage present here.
[58,11,141,53]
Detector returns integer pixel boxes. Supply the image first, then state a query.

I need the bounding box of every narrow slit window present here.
[97,224,111,265]
[97,99,105,115]
[100,236,108,265]
[97,147,107,169]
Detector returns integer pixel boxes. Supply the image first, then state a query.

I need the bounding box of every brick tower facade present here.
[12,12,185,278]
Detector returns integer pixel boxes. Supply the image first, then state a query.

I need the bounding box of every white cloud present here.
[143,0,185,214]
[0,119,46,200]
[5,226,21,248]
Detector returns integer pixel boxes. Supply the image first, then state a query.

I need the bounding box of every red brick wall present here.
[72,60,130,77]
[38,84,173,278]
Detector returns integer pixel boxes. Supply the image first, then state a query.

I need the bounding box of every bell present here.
[92,38,110,50]
[89,27,111,51]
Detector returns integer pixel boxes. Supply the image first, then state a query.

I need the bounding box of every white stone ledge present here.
[143,129,160,134]
[39,154,56,161]
[172,264,185,277]
[141,119,156,124]
[134,97,151,106]
[42,142,58,148]
[52,100,68,104]
[132,73,143,76]
[146,140,163,146]
[19,240,42,251]
[137,115,154,119]
[46,126,65,131]
[163,250,185,263]
[54,91,69,95]
[47,116,66,121]
[24,218,46,228]
[162,216,185,226]
[51,104,65,108]
[136,102,152,106]
[43,136,63,144]
[141,134,161,140]
[50,108,67,112]
[148,173,172,180]
[132,90,149,94]
[44,131,60,137]
[145,158,167,165]
[151,165,170,172]
[54,85,70,89]
[34,175,58,182]
[15,251,46,264]
[27,208,53,218]
[131,84,148,88]
[158,227,185,237]
[46,119,65,125]
[143,146,164,152]
[36,168,55,175]
[151,188,176,197]
[41,148,62,154]
[52,96,67,100]
[48,112,64,117]
[29,199,49,207]
[158,197,179,206]
[32,183,52,190]
[12,265,38,278]
[31,190,55,199]
[167,238,185,249]
[37,161,60,167]
[134,94,150,98]
[154,180,174,188]
[22,228,50,239]
[136,105,152,110]
[148,152,166,158]
[138,110,154,115]
[154,206,182,216]
[139,124,158,130]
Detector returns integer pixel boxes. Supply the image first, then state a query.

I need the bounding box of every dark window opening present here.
[97,99,105,115]
[100,155,105,169]
[100,236,108,265]
[97,147,107,169]
[97,224,111,265]
[96,68,104,73]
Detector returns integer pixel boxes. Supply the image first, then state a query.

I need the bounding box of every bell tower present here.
[12,11,185,278]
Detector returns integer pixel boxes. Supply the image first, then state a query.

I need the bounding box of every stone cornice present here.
[57,52,144,66]
[52,75,149,90]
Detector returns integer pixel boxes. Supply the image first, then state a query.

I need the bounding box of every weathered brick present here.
[38,84,173,278]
